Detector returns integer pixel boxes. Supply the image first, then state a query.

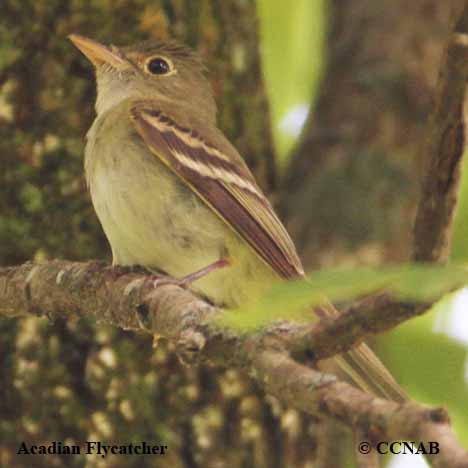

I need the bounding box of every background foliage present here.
[0,0,467,467]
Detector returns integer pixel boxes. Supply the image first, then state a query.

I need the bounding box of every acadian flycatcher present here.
[69,34,406,402]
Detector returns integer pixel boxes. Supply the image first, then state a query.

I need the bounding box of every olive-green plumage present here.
[70,34,406,402]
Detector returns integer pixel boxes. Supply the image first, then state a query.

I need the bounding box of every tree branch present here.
[0,259,466,467]
[286,293,428,360]
[0,259,431,371]
[413,2,468,263]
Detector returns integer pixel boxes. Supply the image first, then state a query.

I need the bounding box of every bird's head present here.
[69,34,217,122]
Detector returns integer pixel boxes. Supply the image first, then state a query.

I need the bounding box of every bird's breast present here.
[84,113,277,307]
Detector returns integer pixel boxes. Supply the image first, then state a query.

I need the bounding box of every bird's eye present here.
[146,57,171,75]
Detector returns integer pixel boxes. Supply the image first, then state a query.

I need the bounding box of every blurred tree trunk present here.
[281,0,461,270]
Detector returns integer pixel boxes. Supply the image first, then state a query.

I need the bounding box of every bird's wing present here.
[130,102,304,279]
[131,103,408,403]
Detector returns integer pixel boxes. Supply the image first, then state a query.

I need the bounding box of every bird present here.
[69,33,406,402]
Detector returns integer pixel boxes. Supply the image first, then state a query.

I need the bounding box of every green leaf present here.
[218,264,468,330]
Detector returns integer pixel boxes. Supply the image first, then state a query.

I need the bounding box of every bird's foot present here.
[152,258,230,289]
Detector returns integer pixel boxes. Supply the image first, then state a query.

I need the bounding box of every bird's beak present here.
[69,34,126,69]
